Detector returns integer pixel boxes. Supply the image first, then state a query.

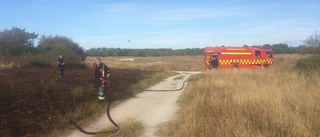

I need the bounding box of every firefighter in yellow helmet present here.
[93,57,111,102]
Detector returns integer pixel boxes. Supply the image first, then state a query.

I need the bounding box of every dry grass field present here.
[2,54,319,137]
[85,56,204,71]
[156,54,320,137]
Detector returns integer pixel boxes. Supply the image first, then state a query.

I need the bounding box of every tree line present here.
[0,27,319,59]
[85,47,204,57]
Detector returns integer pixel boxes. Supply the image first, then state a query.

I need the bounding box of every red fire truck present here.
[204,46,273,69]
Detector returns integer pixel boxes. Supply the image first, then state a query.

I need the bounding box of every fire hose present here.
[48,69,191,135]
[146,74,191,91]
[46,67,119,135]
[46,89,119,135]
[50,66,59,79]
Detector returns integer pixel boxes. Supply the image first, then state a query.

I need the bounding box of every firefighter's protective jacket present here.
[93,62,111,87]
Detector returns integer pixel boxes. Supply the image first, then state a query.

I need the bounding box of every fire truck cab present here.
[204,46,273,69]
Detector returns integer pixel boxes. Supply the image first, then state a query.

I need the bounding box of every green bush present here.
[296,55,320,71]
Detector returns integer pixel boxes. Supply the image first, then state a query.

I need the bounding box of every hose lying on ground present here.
[45,66,119,135]
[146,74,191,92]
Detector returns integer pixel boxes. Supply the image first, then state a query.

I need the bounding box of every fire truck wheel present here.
[231,65,239,69]
[262,64,269,69]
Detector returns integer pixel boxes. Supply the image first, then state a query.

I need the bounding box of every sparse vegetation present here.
[157,54,320,137]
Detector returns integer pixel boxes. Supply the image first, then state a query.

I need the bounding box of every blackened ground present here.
[0,67,154,137]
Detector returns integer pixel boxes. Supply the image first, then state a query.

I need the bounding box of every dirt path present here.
[66,71,201,137]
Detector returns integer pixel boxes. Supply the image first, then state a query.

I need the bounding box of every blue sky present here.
[0,0,319,49]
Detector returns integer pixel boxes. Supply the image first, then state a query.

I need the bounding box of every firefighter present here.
[93,57,111,102]
[210,55,219,69]
[57,55,65,78]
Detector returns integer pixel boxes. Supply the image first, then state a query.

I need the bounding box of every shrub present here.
[296,55,320,71]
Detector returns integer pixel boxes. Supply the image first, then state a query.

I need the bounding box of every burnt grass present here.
[0,67,155,137]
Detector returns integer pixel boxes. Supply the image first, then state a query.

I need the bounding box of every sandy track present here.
[66,71,201,137]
